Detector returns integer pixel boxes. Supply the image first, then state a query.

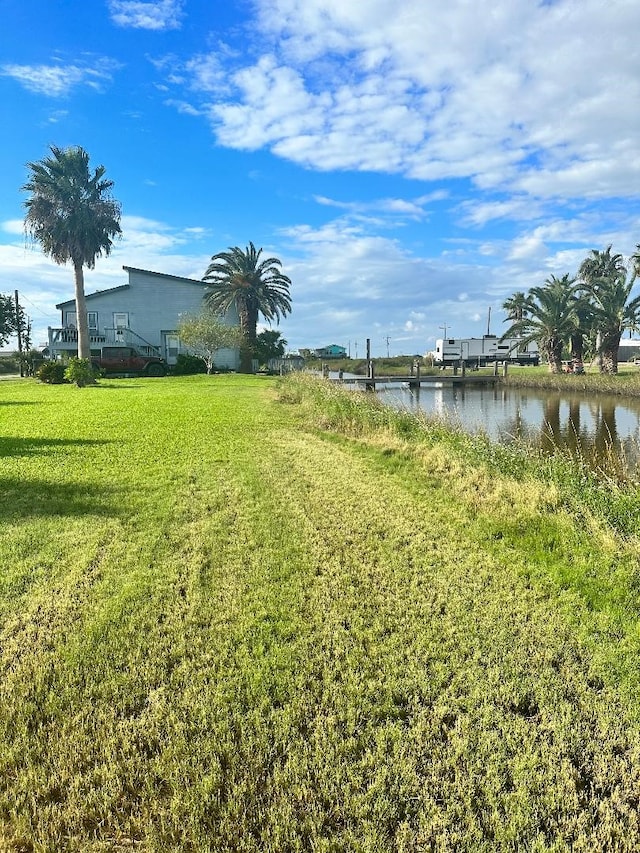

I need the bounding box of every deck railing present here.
[48,327,162,357]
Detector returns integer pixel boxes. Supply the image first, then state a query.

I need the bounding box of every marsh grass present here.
[3,374,640,850]
[504,365,640,397]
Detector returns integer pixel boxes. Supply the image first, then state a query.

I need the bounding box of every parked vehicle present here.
[91,346,167,376]
[432,335,539,367]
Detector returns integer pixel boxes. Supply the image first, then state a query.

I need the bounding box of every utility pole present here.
[354,340,358,359]
[439,323,448,340]
[385,336,391,358]
[14,290,23,377]
[487,306,491,336]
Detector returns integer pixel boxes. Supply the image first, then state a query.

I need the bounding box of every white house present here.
[48,266,240,369]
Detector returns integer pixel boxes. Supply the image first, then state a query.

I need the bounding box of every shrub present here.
[64,357,97,387]
[36,361,67,384]
[172,353,207,375]
[0,355,21,375]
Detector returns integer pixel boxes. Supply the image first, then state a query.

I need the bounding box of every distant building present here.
[314,344,347,359]
[618,339,640,361]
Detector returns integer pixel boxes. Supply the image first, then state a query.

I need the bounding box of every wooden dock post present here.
[409,362,421,389]
[365,360,375,390]
[365,338,375,390]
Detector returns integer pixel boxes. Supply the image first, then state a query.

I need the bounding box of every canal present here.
[375,381,640,476]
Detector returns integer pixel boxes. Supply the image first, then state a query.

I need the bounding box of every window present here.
[66,311,98,329]
[113,313,129,329]
[166,334,180,358]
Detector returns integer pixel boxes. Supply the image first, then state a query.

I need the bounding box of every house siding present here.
[52,267,240,370]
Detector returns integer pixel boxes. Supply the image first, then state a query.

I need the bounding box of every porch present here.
[48,326,162,358]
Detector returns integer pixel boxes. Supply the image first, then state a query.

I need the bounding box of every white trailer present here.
[432,335,539,367]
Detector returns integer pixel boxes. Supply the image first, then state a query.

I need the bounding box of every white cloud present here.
[508,235,547,261]
[313,194,435,222]
[165,0,640,201]
[2,220,24,236]
[47,109,70,124]
[108,0,183,30]
[164,99,203,116]
[1,58,120,96]
[185,53,230,94]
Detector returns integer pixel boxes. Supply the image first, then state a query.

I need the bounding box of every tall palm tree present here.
[23,146,121,359]
[502,291,528,325]
[203,242,292,373]
[578,245,640,373]
[502,274,580,373]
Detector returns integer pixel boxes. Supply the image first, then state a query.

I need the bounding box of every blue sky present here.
[2,0,640,356]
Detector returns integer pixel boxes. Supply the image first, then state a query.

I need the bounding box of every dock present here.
[329,364,505,390]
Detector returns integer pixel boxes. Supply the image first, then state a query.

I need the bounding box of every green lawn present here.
[2,374,640,852]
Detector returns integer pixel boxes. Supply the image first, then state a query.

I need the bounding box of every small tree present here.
[0,294,18,347]
[255,330,287,367]
[177,309,243,374]
[64,357,97,387]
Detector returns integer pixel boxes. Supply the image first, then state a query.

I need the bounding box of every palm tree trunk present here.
[600,331,622,374]
[74,262,90,360]
[237,303,256,373]
[570,332,584,362]
[546,339,563,373]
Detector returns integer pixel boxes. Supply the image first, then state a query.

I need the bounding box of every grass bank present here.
[304,356,439,376]
[502,363,640,397]
[2,374,640,851]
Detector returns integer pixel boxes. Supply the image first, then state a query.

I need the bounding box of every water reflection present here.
[378,383,640,476]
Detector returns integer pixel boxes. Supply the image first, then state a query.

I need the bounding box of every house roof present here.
[123,266,207,285]
[56,266,208,309]
[56,284,130,309]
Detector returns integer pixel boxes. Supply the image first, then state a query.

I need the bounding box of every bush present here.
[0,355,21,375]
[172,353,207,375]
[36,361,67,384]
[64,358,97,387]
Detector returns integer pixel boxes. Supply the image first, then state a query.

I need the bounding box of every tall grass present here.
[504,366,640,397]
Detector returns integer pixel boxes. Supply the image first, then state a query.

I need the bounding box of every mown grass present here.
[2,374,640,851]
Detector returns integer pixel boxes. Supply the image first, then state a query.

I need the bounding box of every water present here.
[375,382,640,475]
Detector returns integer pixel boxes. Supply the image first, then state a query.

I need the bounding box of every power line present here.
[11,290,52,319]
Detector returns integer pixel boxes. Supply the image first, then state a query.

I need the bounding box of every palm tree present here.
[502,291,528,325]
[23,146,121,359]
[578,245,640,373]
[203,242,292,373]
[502,274,580,373]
